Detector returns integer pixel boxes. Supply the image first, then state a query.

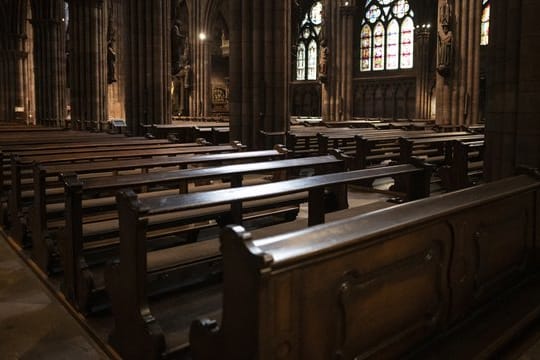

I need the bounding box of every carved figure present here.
[171,20,186,75]
[107,42,117,83]
[437,0,453,77]
[318,39,329,82]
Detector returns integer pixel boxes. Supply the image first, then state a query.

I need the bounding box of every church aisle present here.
[0,231,110,359]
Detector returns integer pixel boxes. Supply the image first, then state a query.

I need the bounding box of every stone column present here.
[337,2,354,121]
[484,0,540,180]
[229,0,289,148]
[435,0,481,126]
[0,34,27,123]
[68,0,108,131]
[123,0,171,136]
[31,0,68,127]
[415,25,432,119]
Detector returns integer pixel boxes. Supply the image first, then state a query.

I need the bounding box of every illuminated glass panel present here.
[361,24,372,72]
[373,22,385,71]
[296,43,306,80]
[400,16,414,68]
[295,1,322,80]
[367,5,381,23]
[307,40,318,80]
[481,2,490,46]
[360,0,414,72]
[386,20,399,70]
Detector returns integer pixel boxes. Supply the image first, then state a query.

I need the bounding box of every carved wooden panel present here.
[291,82,322,117]
[353,77,416,119]
[288,223,452,359]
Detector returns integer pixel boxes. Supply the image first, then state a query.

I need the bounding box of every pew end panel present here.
[191,174,540,359]
[106,190,167,359]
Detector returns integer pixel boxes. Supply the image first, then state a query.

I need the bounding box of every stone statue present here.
[318,39,329,83]
[171,20,186,76]
[107,42,117,84]
[179,42,192,89]
[437,0,453,77]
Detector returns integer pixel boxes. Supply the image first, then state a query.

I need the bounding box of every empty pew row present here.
[29,146,289,272]
[190,170,540,360]
[61,154,345,313]
[287,128,437,158]
[30,145,289,266]
[0,133,172,225]
[7,142,244,244]
[106,160,433,358]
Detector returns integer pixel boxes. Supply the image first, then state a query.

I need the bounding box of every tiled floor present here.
[0,232,110,359]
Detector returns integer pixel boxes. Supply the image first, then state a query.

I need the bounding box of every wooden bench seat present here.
[60,155,344,312]
[104,162,432,357]
[22,146,283,245]
[188,171,540,360]
[8,142,245,244]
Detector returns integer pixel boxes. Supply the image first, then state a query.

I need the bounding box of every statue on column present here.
[107,42,117,84]
[318,39,329,83]
[171,19,186,76]
[318,1,328,83]
[107,2,117,84]
[437,0,453,77]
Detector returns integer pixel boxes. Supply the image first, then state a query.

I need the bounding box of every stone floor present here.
[0,231,110,359]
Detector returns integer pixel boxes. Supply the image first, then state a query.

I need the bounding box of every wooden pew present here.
[62,155,345,313]
[105,161,433,358]
[30,146,288,271]
[398,133,484,165]
[190,171,540,360]
[439,140,484,191]
[8,142,243,244]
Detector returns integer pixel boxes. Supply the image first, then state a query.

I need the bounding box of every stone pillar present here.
[68,0,108,131]
[0,0,30,124]
[435,0,481,126]
[229,0,289,148]
[337,2,354,121]
[0,34,27,123]
[190,4,210,118]
[123,0,171,136]
[484,0,540,180]
[31,0,68,127]
[415,25,432,119]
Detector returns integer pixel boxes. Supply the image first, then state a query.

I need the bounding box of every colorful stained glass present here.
[392,0,409,19]
[481,2,490,46]
[361,25,372,72]
[386,20,399,69]
[360,0,414,72]
[307,40,318,80]
[367,5,381,23]
[296,43,306,80]
[400,16,414,68]
[373,22,385,71]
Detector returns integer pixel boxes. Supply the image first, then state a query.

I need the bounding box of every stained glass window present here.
[361,25,372,71]
[481,0,490,46]
[373,22,385,70]
[307,40,318,80]
[360,0,415,72]
[297,43,306,80]
[295,1,323,81]
[400,17,414,68]
[386,20,399,70]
